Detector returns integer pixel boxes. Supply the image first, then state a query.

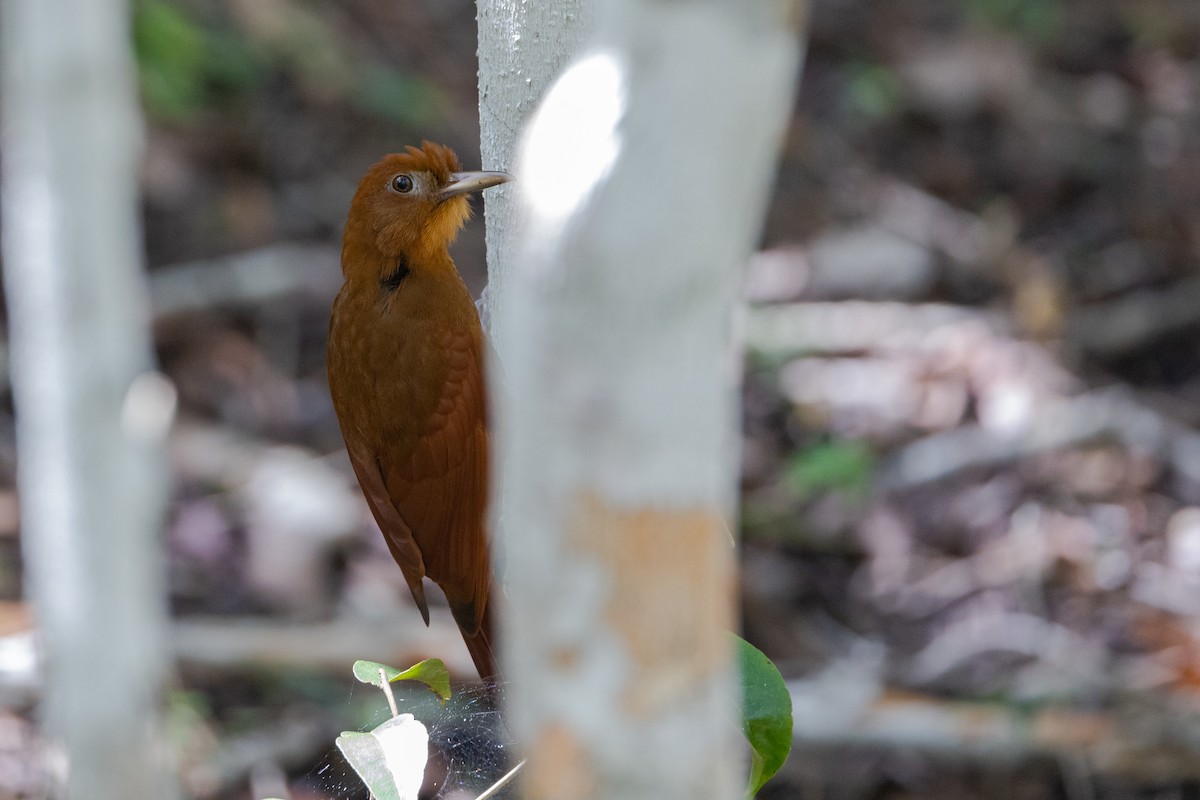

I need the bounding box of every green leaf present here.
[846,61,902,119]
[337,731,397,800]
[964,0,1063,43]
[352,658,452,703]
[133,0,207,119]
[355,67,444,126]
[337,714,428,800]
[737,636,792,798]
[785,439,874,500]
[132,0,267,120]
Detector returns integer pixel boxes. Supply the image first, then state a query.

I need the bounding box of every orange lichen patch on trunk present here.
[567,491,736,714]
[526,721,596,800]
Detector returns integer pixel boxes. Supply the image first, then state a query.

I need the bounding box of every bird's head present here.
[342,141,510,278]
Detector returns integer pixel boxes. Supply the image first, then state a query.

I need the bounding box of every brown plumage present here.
[327,141,509,682]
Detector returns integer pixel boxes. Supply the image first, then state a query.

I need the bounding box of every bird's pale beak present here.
[440,171,512,200]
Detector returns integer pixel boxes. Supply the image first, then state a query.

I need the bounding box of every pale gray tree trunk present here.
[475,0,591,340]
[479,0,806,798]
[1,0,177,797]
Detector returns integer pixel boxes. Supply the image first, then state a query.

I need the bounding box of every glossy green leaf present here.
[352,658,452,703]
[737,636,793,798]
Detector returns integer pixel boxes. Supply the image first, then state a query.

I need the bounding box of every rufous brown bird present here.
[327,141,509,683]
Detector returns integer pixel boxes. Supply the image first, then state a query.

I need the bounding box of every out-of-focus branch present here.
[148,243,343,317]
[881,387,1200,489]
[171,617,476,676]
[1066,275,1200,358]
[789,661,1200,781]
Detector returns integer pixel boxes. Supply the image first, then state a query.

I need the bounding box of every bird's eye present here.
[389,174,414,194]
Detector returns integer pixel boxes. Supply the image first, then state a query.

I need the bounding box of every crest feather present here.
[398,140,462,183]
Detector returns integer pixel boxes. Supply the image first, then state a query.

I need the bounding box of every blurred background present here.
[2,0,1200,797]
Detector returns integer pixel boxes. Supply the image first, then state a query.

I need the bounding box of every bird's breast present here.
[327,276,484,458]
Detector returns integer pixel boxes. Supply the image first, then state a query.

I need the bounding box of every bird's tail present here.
[450,594,498,688]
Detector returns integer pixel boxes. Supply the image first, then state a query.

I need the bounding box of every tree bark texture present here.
[475,0,592,342]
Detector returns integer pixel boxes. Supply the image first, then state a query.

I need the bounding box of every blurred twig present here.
[149,243,342,317]
[790,673,1200,781]
[744,300,1005,358]
[1066,275,1200,358]
[172,617,477,676]
[881,387,1200,489]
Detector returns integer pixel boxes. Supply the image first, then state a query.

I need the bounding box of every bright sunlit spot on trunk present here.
[518,51,626,227]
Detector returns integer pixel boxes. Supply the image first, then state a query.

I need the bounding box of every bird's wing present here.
[380,327,491,636]
[344,440,432,623]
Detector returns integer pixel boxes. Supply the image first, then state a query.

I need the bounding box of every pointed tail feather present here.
[449,595,498,686]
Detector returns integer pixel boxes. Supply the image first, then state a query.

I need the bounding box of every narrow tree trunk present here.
[487,1,806,798]
[475,0,591,339]
[1,0,177,797]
